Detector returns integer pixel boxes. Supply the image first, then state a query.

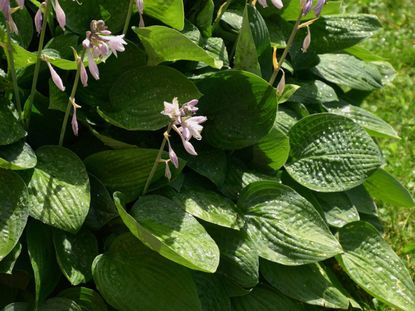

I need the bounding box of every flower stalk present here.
[122,0,134,35]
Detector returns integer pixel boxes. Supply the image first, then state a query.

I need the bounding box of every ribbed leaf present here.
[0,141,36,170]
[92,233,202,311]
[58,287,108,311]
[0,104,26,146]
[289,80,338,104]
[53,230,98,286]
[337,222,415,311]
[286,113,383,192]
[134,26,223,68]
[27,146,90,233]
[196,70,277,150]
[364,169,415,207]
[0,242,22,274]
[261,260,355,309]
[239,181,342,265]
[41,298,82,311]
[114,193,220,272]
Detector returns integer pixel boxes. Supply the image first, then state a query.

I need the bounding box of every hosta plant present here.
[0,0,414,310]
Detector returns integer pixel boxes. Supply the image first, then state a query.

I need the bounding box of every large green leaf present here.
[239,181,342,265]
[98,0,130,33]
[58,287,108,311]
[323,101,399,139]
[143,0,185,30]
[98,66,201,131]
[59,0,100,34]
[0,141,37,170]
[193,272,231,311]
[231,286,304,311]
[165,187,242,229]
[364,169,415,207]
[337,222,415,311]
[114,193,219,272]
[345,185,377,215]
[261,261,356,309]
[53,230,98,286]
[312,54,383,91]
[27,146,90,233]
[196,70,277,150]
[84,148,183,203]
[0,104,26,146]
[289,80,338,104]
[40,298,82,311]
[27,221,61,306]
[0,170,28,261]
[134,26,223,68]
[92,233,202,311]
[286,113,383,192]
[0,243,22,274]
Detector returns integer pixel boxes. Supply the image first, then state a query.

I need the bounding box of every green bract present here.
[0,0,413,310]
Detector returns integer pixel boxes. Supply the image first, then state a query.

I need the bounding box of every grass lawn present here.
[344,0,415,307]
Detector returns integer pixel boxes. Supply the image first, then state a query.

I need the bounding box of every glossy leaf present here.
[59,0,100,34]
[53,230,98,286]
[0,170,28,261]
[40,298,82,311]
[92,233,202,311]
[114,193,220,272]
[99,66,201,131]
[286,113,383,192]
[239,181,342,265]
[289,80,338,104]
[0,104,26,146]
[27,146,90,233]
[0,243,22,274]
[345,185,377,215]
[337,222,415,311]
[144,0,185,30]
[58,287,108,311]
[0,141,37,170]
[196,70,277,150]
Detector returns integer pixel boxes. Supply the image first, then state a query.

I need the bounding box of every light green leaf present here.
[134,26,223,68]
[53,230,98,286]
[92,233,202,311]
[196,70,277,150]
[239,181,342,265]
[312,54,383,91]
[0,243,22,274]
[114,193,220,272]
[261,260,356,309]
[289,80,338,104]
[143,0,185,30]
[337,221,415,311]
[0,170,28,261]
[98,66,201,131]
[58,287,108,311]
[286,113,383,192]
[0,140,37,170]
[364,169,415,207]
[0,104,26,146]
[27,146,91,233]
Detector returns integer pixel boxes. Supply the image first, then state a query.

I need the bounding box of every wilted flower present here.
[136,0,144,27]
[82,20,127,82]
[35,0,66,34]
[257,0,283,9]
[160,98,207,178]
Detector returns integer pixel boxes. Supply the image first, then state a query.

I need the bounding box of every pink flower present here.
[257,0,283,9]
[46,61,65,91]
[34,5,43,33]
[276,69,286,95]
[302,26,311,53]
[16,0,24,8]
[162,97,181,122]
[53,0,66,31]
[181,116,207,141]
[136,0,145,27]
[0,0,18,33]
[80,61,88,87]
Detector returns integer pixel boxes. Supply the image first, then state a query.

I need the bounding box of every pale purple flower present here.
[314,0,326,16]
[181,139,197,156]
[53,0,66,30]
[70,99,81,136]
[80,61,88,87]
[34,5,43,33]
[164,160,172,180]
[302,26,311,53]
[181,116,207,141]
[86,48,99,80]
[276,69,286,95]
[167,139,179,168]
[46,61,65,91]
[301,0,326,16]
[17,0,24,7]
[136,0,144,27]
[161,97,181,121]
[257,0,283,9]
[0,0,18,33]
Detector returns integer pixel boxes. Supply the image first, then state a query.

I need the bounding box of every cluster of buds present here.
[35,0,66,34]
[161,98,207,179]
[136,0,144,28]
[0,0,24,33]
[301,0,327,16]
[257,0,283,9]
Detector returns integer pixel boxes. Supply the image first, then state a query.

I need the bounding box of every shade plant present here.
[0,0,414,310]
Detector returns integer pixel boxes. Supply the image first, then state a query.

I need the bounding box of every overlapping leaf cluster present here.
[0,0,414,310]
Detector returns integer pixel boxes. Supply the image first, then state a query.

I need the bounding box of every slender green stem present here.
[213,0,233,31]
[6,26,22,117]
[142,123,173,195]
[269,10,304,86]
[58,51,85,146]
[23,0,50,128]
[122,0,134,35]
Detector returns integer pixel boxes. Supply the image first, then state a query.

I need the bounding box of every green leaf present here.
[59,0,100,34]
[231,286,304,311]
[0,242,22,274]
[40,298,82,311]
[285,113,383,192]
[143,0,185,30]
[262,260,356,309]
[193,272,231,311]
[165,187,242,229]
[239,181,342,265]
[279,0,342,20]
[6,6,34,48]
[27,221,61,305]
[312,54,383,91]
[2,303,31,311]
[134,26,223,68]
[323,101,399,139]
[84,148,183,203]
[0,104,26,146]
[0,170,28,261]
[0,140,37,170]
[345,185,377,215]
[53,230,98,286]
[98,66,201,131]
[196,70,277,150]
[92,233,202,311]
[289,80,338,104]
[114,193,220,272]
[344,45,385,62]
[337,222,415,311]
[364,169,415,207]
[27,146,91,233]
[58,287,108,311]
[98,0,130,33]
